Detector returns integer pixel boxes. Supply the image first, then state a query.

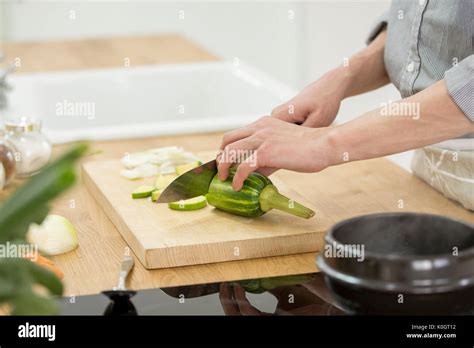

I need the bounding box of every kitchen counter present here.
[2,35,473,296]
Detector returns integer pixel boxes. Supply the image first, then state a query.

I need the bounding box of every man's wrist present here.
[325,65,356,101]
[309,126,344,171]
[324,126,345,167]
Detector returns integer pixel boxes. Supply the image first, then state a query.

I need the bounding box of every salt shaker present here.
[3,117,52,177]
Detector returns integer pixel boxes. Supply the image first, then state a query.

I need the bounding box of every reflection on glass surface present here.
[58,273,344,316]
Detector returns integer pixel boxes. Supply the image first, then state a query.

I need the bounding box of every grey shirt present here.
[368,0,473,121]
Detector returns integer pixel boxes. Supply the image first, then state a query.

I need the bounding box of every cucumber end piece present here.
[260,185,315,219]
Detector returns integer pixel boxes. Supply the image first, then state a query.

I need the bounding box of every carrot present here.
[23,254,64,279]
[24,253,54,266]
[37,261,64,279]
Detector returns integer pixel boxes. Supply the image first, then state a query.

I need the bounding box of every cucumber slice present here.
[168,196,207,211]
[132,185,156,199]
[154,174,176,190]
[175,161,202,176]
[151,189,163,202]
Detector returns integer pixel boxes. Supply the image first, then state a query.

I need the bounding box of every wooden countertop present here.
[2,35,473,296]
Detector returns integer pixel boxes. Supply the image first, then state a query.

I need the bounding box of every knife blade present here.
[156,159,218,203]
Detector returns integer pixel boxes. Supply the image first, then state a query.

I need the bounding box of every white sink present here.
[4,62,295,143]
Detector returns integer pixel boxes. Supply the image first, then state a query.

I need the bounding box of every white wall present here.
[304,0,400,123]
[0,2,4,44]
[2,0,400,121]
[2,1,306,89]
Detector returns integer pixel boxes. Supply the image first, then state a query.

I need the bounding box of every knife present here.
[156,159,218,203]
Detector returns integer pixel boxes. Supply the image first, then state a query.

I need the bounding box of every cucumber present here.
[151,189,163,202]
[236,274,315,294]
[206,172,270,217]
[206,170,315,219]
[154,174,176,190]
[175,161,202,176]
[168,196,207,211]
[132,185,156,199]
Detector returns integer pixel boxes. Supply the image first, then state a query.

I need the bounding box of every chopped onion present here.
[27,214,78,256]
[0,163,5,191]
[120,146,201,180]
[121,152,154,169]
[120,168,143,180]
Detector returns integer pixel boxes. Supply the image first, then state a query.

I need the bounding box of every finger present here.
[301,117,316,127]
[272,101,309,124]
[219,283,241,316]
[219,126,256,150]
[233,285,262,316]
[301,112,324,128]
[217,138,260,181]
[271,103,291,121]
[271,102,299,123]
[232,152,260,191]
[300,273,342,310]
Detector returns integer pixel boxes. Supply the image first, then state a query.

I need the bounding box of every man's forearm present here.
[325,79,474,165]
[330,29,390,100]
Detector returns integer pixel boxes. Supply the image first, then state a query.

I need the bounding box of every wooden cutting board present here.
[82,153,331,269]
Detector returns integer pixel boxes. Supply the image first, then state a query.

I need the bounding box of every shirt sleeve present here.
[366,11,389,44]
[444,55,474,121]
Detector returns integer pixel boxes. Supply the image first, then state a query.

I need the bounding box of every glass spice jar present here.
[3,117,52,177]
[0,140,16,190]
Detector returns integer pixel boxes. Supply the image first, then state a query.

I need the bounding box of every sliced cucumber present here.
[132,185,156,199]
[168,196,207,211]
[154,174,176,190]
[175,161,202,176]
[151,189,163,202]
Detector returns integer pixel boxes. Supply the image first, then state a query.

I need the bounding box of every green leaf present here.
[0,142,87,242]
[0,258,33,301]
[0,258,63,314]
[28,261,63,296]
[0,143,87,314]
[11,291,59,315]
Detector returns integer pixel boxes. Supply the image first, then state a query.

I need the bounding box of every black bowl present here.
[316,212,474,315]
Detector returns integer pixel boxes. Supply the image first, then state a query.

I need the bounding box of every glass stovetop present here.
[57,272,344,315]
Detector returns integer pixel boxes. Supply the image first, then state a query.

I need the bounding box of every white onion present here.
[0,163,5,191]
[120,146,201,180]
[27,214,78,255]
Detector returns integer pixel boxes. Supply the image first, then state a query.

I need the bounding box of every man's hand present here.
[218,116,333,191]
[271,69,345,127]
[219,283,268,315]
[217,79,474,191]
[272,29,389,128]
[218,280,345,316]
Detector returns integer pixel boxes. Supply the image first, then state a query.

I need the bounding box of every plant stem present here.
[259,185,315,219]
